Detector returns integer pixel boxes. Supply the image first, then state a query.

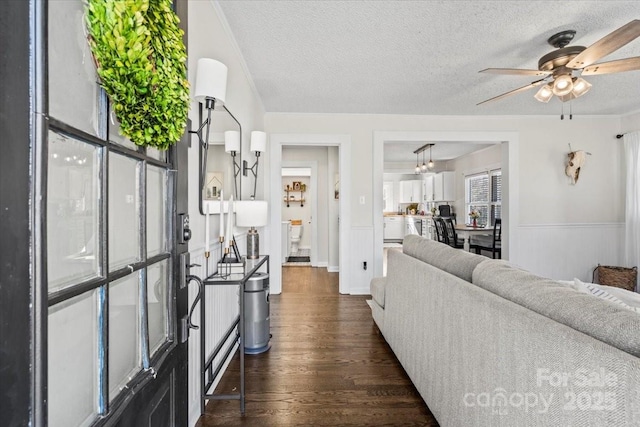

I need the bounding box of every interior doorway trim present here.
[281,161,318,267]
[269,133,351,294]
[372,130,520,278]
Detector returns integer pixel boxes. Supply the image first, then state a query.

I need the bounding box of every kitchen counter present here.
[383,213,432,218]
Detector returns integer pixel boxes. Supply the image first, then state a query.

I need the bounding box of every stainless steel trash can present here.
[243,272,270,354]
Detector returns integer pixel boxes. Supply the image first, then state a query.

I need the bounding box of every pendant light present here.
[415,153,421,174]
[421,151,427,172]
[427,144,434,169]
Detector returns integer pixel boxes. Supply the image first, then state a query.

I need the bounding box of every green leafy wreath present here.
[86,0,189,150]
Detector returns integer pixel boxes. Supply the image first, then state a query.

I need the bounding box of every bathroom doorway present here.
[281,165,316,266]
[269,135,349,295]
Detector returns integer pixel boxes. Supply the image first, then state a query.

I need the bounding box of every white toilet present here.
[290,220,303,254]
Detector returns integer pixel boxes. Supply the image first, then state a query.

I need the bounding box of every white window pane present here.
[491,171,502,203]
[47,131,100,292]
[470,205,489,226]
[48,0,99,136]
[109,274,141,401]
[468,175,489,203]
[147,166,167,257]
[109,153,141,270]
[48,291,99,427]
[147,261,169,355]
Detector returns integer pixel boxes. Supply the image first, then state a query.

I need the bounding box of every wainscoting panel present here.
[513,223,624,282]
[187,233,246,426]
[350,227,374,294]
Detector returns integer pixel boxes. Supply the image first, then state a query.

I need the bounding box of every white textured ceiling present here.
[216,0,640,116]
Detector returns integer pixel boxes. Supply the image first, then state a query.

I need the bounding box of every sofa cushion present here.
[402,234,485,283]
[370,276,386,308]
[472,259,640,357]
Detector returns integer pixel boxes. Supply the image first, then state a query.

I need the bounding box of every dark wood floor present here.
[196,266,439,426]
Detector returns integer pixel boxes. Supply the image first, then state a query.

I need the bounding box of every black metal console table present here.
[200,255,269,415]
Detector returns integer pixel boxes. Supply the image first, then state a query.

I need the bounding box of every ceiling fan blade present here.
[477,79,547,106]
[567,20,640,69]
[479,68,550,76]
[582,56,640,75]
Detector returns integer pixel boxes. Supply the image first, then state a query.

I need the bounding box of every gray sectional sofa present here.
[370,235,640,426]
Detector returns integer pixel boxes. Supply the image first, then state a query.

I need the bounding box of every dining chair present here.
[433,218,449,245]
[470,218,502,258]
[443,218,464,249]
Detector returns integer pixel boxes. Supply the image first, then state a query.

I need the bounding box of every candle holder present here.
[217,237,243,277]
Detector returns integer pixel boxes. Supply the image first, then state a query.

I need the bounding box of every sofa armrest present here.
[370,276,386,308]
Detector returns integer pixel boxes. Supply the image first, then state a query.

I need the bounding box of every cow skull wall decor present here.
[565,149,590,184]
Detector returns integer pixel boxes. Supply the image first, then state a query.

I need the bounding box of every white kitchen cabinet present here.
[383,216,404,240]
[399,180,422,203]
[423,175,434,201]
[434,171,455,201]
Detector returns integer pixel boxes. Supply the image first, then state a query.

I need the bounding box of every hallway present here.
[196,267,438,426]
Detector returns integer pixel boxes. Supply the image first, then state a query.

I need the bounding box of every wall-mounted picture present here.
[292,181,301,191]
[205,171,224,199]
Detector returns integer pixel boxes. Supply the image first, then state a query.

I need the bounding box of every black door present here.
[0,1,190,426]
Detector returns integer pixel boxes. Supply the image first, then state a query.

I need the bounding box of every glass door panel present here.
[48,0,99,136]
[108,274,141,402]
[147,165,167,257]
[147,260,169,356]
[47,130,100,292]
[48,290,99,427]
[109,153,141,270]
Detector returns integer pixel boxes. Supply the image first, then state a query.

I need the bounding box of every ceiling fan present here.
[477,20,640,106]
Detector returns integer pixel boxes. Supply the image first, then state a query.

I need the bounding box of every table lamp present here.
[235,200,268,259]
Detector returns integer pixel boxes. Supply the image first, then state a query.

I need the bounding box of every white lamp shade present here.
[224,130,240,153]
[552,74,573,97]
[250,131,267,153]
[235,200,268,227]
[194,58,228,104]
[572,77,592,98]
[534,84,553,103]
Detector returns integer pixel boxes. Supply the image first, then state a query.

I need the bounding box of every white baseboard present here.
[350,286,371,295]
[327,266,339,273]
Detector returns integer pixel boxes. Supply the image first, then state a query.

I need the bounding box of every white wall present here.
[188,1,266,255]
[187,2,265,425]
[265,113,625,288]
[620,111,640,133]
[328,147,340,271]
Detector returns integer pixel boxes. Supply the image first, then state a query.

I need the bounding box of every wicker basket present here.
[592,265,638,292]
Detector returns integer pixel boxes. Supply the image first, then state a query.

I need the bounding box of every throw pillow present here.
[573,278,640,314]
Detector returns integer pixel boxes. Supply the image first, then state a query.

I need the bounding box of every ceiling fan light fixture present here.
[572,77,592,98]
[534,84,554,103]
[552,74,574,96]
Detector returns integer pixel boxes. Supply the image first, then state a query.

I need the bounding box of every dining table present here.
[454,224,492,252]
